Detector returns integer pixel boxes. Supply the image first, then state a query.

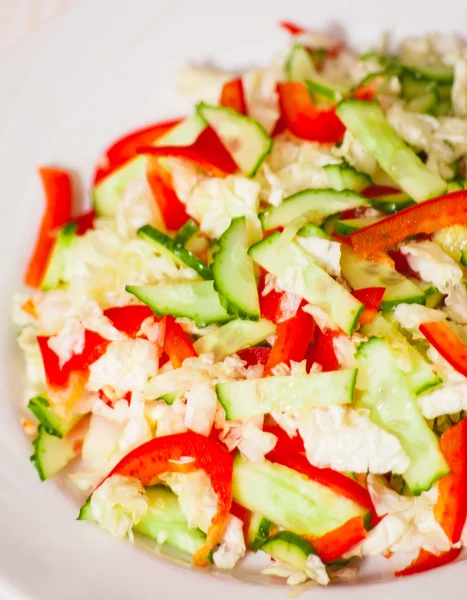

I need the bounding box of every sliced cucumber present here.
[173,219,199,246]
[31,425,82,481]
[259,189,369,232]
[79,485,206,557]
[156,113,207,146]
[158,392,179,405]
[260,531,318,572]
[126,281,232,327]
[356,338,449,494]
[400,71,436,100]
[137,224,211,280]
[360,315,441,394]
[367,191,415,214]
[340,245,425,310]
[323,162,372,193]
[402,63,454,84]
[193,319,275,362]
[211,217,260,319]
[297,221,330,240]
[334,216,383,236]
[28,396,80,438]
[232,455,368,538]
[196,103,272,177]
[336,100,447,202]
[407,89,439,115]
[249,233,363,334]
[216,369,357,420]
[285,44,316,81]
[248,514,273,552]
[40,222,77,291]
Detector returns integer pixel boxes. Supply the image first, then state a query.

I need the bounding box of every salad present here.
[13,20,467,588]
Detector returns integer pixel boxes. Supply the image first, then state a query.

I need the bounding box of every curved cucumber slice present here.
[232,455,368,538]
[260,531,317,571]
[31,423,84,481]
[407,89,439,115]
[402,63,454,84]
[323,162,372,192]
[28,396,80,438]
[259,189,369,231]
[216,369,357,420]
[194,319,275,362]
[248,514,273,552]
[356,338,449,494]
[126,281,232,327]
[336,100,446,202]
[334,216,382,235]
[41,222,77,291]
[211,217,260,319]
[340,245,425,310]
[297,221,330,240]
[285,44,316,81]
[367,191,415,214]
[137,224,212,280]
[173,219,199,246]
[249,232,363,335]
[196,103,272,177]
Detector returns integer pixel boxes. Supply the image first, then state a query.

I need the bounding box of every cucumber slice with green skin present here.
[211,217,260,319]
[321,213,340,236]
[356,338,449,494]
[402,63,454,84]
[249,232,363,335]
[28,396,80,438]
[216,369,357,420]
[259,189,370,231]
[196,103,272,177]
[406,89,439,116]
[425,290,444,309]
[137,224,212,280]
[233,455,368,538]
[285,44,317,81]
[462,251,467,267]
[340,245,426,310]
[79,485,206,557]
[173,219,199,246]
[157,392,179,405]
[323,162,372,193]
[400,71,436,100]
[360,315,441,395]
[260,531,319,572]
[193,319,275,362]
[40,222,77,291]
[306,80,342,104]
[297,222,330,240]
[93,115,206,217]
[336,100,447,202]
[248,514,273,552]
[126,281,233,327]
[334,216,382,236]
[367,192,415,214]
[31,425,83,481]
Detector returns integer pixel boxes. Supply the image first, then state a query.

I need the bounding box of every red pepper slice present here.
[146,158,190,230]
[138,126,238,178]
[236,346,271,367]
[220,78,247,115]
[265,302,316,375]
[106,431,234,566]
[104,306,156,338]
[277,82,345,143]
[163,315,197,368]
[74,210,96,235]
[25,168,73,288]
[352,287,385,325]
[311,516,368,563]
[93,118,182,184]
[419,321,467,378]
[263,423,305,454]
[279,20,307,35]
[306,328,340,372]
[258,272,284,323]
[396,419,467,577]
[350,190,467,261]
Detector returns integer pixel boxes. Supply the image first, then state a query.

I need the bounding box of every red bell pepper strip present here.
[396,419,467,577]
[74,210,96,235]
[350,190,467,261]
[265,302,316,375]
[220,78,247,115]
[138,126,238,178]
[277,82,345,143]
[163,315,197,368]
[263,423,305,454]
[352,287,385,325]
[236,346,271,367]
[271,116,286,137]
[258,272,284,323]
[306,328,340,372]
[93,118,182,184]
[104,306,156,338]
[311,516,368,563]
[279,21,307,35]
[25,168,73,288]
[362,185,401,199]
[146,158,190,230]
[105,431,234,566]
[419,321,467,378]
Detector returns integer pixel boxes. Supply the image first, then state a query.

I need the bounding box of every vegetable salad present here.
[14,20,467,587]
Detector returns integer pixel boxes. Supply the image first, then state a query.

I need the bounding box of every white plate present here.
[0,0,465,598]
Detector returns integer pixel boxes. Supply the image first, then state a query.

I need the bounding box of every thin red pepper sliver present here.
[74,210,96,235]
[25,168,73,288]
[105,431,234,566]
[104,306,156,338]
[146,158,190,230]
[306,328,340,373]
[350,190,467,261]
[279,20,307,35]
[163,315,197,368]
[362,185,400,199]
[236,346,271,367]
[220,78,247,115]
[311,516,368,563]
[419,321,467,378]
[352,287,385,325]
